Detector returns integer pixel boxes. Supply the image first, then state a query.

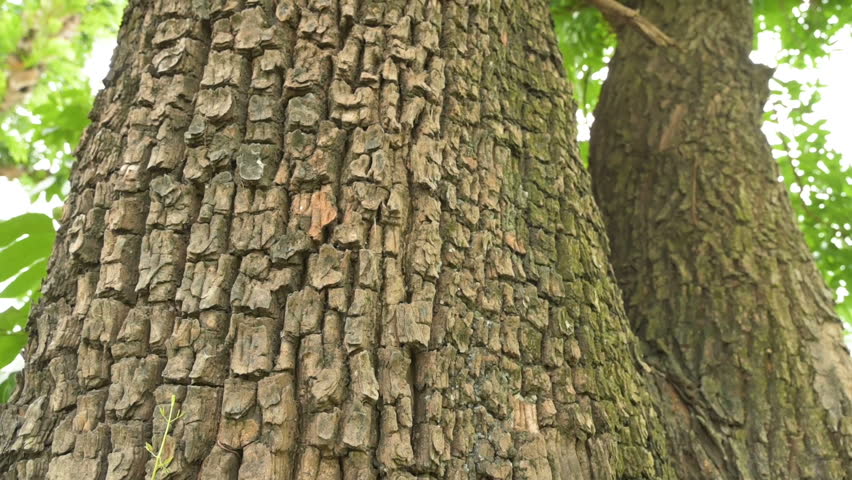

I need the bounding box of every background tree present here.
[553,0,852,326]
[590,0,852,477]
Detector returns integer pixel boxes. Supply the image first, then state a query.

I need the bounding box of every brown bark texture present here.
[590,0,852,478]
[1,0,675,479]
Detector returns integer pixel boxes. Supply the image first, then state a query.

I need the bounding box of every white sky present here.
[753,29,852,171]
[1,30,851,375]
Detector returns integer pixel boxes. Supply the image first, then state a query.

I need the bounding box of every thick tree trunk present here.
[591,1,852,478]
[1,1,674,479]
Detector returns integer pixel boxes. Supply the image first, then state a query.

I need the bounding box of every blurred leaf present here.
[0,305,29,332]
[0,213,54,248]
[0,235,53,284]
[578,140,590,165]
[551,0,615,115]
[0,333,26,370]
[0,0,124,199]
[838,301,852,327]
[0,374,16,404]
[0,214,54,307]
[0,258,48,298]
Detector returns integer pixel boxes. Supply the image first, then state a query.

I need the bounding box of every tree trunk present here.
[590,1,852,478]
[1,1,674,479]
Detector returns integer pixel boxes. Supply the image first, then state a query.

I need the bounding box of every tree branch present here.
[0,165,26,179]
[1,56,44,113]
[585,0,675,47]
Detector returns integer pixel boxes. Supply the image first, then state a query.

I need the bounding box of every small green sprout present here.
[145,394,184,480]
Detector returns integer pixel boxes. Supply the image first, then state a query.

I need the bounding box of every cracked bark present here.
[591,0,852,478]
[1,0,675,479]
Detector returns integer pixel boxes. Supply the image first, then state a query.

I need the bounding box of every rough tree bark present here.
[591,0,852,478]
[1,0,675,479]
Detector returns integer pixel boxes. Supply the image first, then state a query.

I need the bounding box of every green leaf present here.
[579,141,590,165]
[837,301,852,327]
[0,258,48,299]
[0,214,55,296]
[0,332,27,370]
[0,235,53,284]
[0,213,54,249]
[0,374,17,404]
[0,305,30,332]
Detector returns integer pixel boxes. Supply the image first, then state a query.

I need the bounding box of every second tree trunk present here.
[591,1,852,478]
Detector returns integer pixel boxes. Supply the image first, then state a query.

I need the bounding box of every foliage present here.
[551,0,614,114]
[552,0,852,325]
[754,0,852,67]
[770,78,852,321]
[0,0,123,198]
[755,0,852,328]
